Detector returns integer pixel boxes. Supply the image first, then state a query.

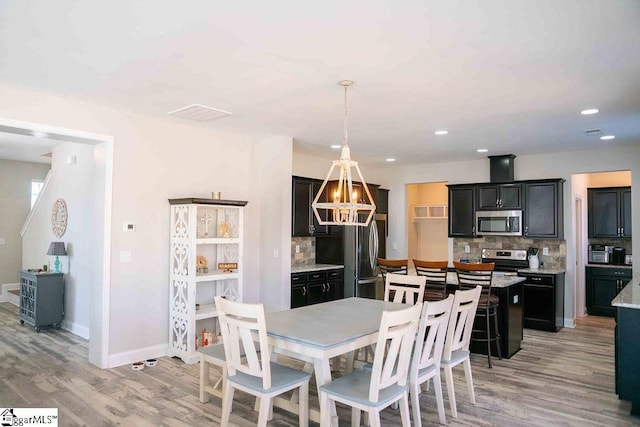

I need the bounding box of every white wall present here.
[22,142,97,338]
[0,159,49,285]
[1,85,292,367]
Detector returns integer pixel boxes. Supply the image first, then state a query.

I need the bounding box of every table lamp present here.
[47,242,67,273]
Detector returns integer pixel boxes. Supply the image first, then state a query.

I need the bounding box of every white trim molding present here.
[108,344,168,368]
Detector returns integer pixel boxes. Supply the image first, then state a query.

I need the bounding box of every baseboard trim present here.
[61,320,90,340]
[108,344,169,368]
[1,283,20,305]
[564,318,576,328]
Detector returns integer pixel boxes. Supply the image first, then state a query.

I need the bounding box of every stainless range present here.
[481,248,528,272]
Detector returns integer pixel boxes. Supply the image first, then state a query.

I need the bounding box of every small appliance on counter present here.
[625,254,632,265]
[527,247,539,270]
[611,247,627,265]
[588,244,613,264]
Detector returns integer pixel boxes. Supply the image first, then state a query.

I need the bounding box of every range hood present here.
[489,154,516,182]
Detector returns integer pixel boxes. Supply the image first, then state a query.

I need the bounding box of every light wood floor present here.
[1,302,639,426]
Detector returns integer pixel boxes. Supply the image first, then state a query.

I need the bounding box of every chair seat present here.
[478,294,500,307]
[441,349,470,366]
[198,343,226,361]
[319,370,407,408]
[228,362,311,394]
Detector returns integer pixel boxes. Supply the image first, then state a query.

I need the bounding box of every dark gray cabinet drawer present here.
[327,269,343,279]
[307,271,327,282]
[291,273,306,284]
[520,274,554,286]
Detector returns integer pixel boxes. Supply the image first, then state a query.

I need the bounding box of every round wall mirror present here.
[51,198,68,238]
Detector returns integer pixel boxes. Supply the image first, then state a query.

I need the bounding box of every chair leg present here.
[199,358,209,403]
[463,358,476,405]
[399,393,411,427]
[493,306,503,360]
[220,381,234,427]
[410,382,422,427]
[485,306,493,368]
[443,365,457,418]
[433,373,447,425]
[319,391,331,427]
[351,407,361,426]
[257,397,271,427]
[299,381,309,427]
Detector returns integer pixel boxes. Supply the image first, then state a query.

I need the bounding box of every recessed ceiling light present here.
[600,135,615,140]
[385,158,396,162]
[477,148,488,153]
[434,130,448,135]
[330,144,341,149]
[581,108,599,115]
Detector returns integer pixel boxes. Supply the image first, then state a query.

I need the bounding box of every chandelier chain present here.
[343,84,349,146]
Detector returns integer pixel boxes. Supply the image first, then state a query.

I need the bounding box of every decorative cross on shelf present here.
[200,213,213,236]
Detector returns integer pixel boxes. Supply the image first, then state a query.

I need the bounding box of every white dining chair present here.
[441,286,482,418]
[318,303,422,427]
[409,294,454,426]
[215,296,311,427]
[384,272,427,305]
[199,343,227,402]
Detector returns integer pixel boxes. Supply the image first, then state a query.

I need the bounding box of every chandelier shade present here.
[311,80,376,227]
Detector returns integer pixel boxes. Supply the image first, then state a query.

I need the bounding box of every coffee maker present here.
[611,247,627,265]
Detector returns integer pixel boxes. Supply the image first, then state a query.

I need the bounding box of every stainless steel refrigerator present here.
[316,213,387,299]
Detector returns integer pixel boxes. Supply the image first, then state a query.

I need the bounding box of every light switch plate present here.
[543,247,549,255]
[464,245,471,253]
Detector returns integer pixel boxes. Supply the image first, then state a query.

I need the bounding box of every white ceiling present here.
[1,1,639,165]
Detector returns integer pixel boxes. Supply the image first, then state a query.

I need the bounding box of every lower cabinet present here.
[586,266,632,317]
[291,268,344,308]
[616,306,640,415]
[19,271,64,332]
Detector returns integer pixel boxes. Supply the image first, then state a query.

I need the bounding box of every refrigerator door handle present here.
[369,222,379,271]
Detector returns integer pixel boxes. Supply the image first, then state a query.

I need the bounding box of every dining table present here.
[265,297,409,426]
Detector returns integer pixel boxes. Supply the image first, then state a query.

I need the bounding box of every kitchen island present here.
[611,272,640,415]
[447,272,526,359]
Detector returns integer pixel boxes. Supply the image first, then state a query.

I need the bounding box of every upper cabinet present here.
[448,184,476,237]
[377,188,389,215]
[477,183,522,210]
[292,176,329,237]
[588,187,632,238]
[448,179,565,239]
[523,179,564,239]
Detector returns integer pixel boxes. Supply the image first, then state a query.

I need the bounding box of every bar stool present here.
[413,259,448,301]
[376,258,408,282]
[453,261,502,368]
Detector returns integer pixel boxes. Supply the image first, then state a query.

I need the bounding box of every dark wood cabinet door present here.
[588,188,620,238]
[524,181,562,239]
[621,188,632,237]
[477,186,499,210]
[477,184,521,210]
[292,178,312,236]
[311,181,329,235]
[327,279,344,301]
[291,284,307,308]
[448,185,476,237]
[377,189,389,215]
[307,282,327,305]
[586,268,619,317]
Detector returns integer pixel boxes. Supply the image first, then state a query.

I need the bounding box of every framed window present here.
[31,180,44,209]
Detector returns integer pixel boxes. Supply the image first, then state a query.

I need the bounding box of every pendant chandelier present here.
[312,80,376,227]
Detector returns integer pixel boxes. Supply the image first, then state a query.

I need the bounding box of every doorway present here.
[406,182,449,265]
[0,117,113,368]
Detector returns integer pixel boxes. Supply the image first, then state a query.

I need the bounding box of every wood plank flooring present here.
[1,302,639,426]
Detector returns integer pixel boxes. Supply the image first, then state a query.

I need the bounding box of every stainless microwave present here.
[475,210,522,236]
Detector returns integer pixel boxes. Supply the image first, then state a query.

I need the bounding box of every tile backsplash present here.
[452,236,566,270]
[291,237,315,266]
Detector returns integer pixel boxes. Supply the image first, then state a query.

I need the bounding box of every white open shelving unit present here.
[168,197,247,364]
[412,204,448,222]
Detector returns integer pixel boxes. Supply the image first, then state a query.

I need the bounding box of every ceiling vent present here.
[167,104,232,122]
[584,128,603,137]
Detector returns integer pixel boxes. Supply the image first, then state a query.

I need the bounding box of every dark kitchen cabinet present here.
[477,183,522,210]
[448,184,476,237]
[586,266,631,317]
[19,271,64,331]
[588,187,632,238]
[523,179,564,239]
[290,268,344,308]
[519,271,565,331]
[292,176,329,237]
[377,188,389,215]
[615,306,640,415]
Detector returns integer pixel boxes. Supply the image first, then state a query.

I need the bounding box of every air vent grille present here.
[584,128,602,136]
[167,104,232,122]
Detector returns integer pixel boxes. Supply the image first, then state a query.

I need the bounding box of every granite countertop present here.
[612,272,640,309]
[445,272,525,289]
[586,263,633,269]
[517,268,566,275]
[292,264,344,273]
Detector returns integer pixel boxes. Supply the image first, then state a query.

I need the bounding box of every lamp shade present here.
[47,241,67,256]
